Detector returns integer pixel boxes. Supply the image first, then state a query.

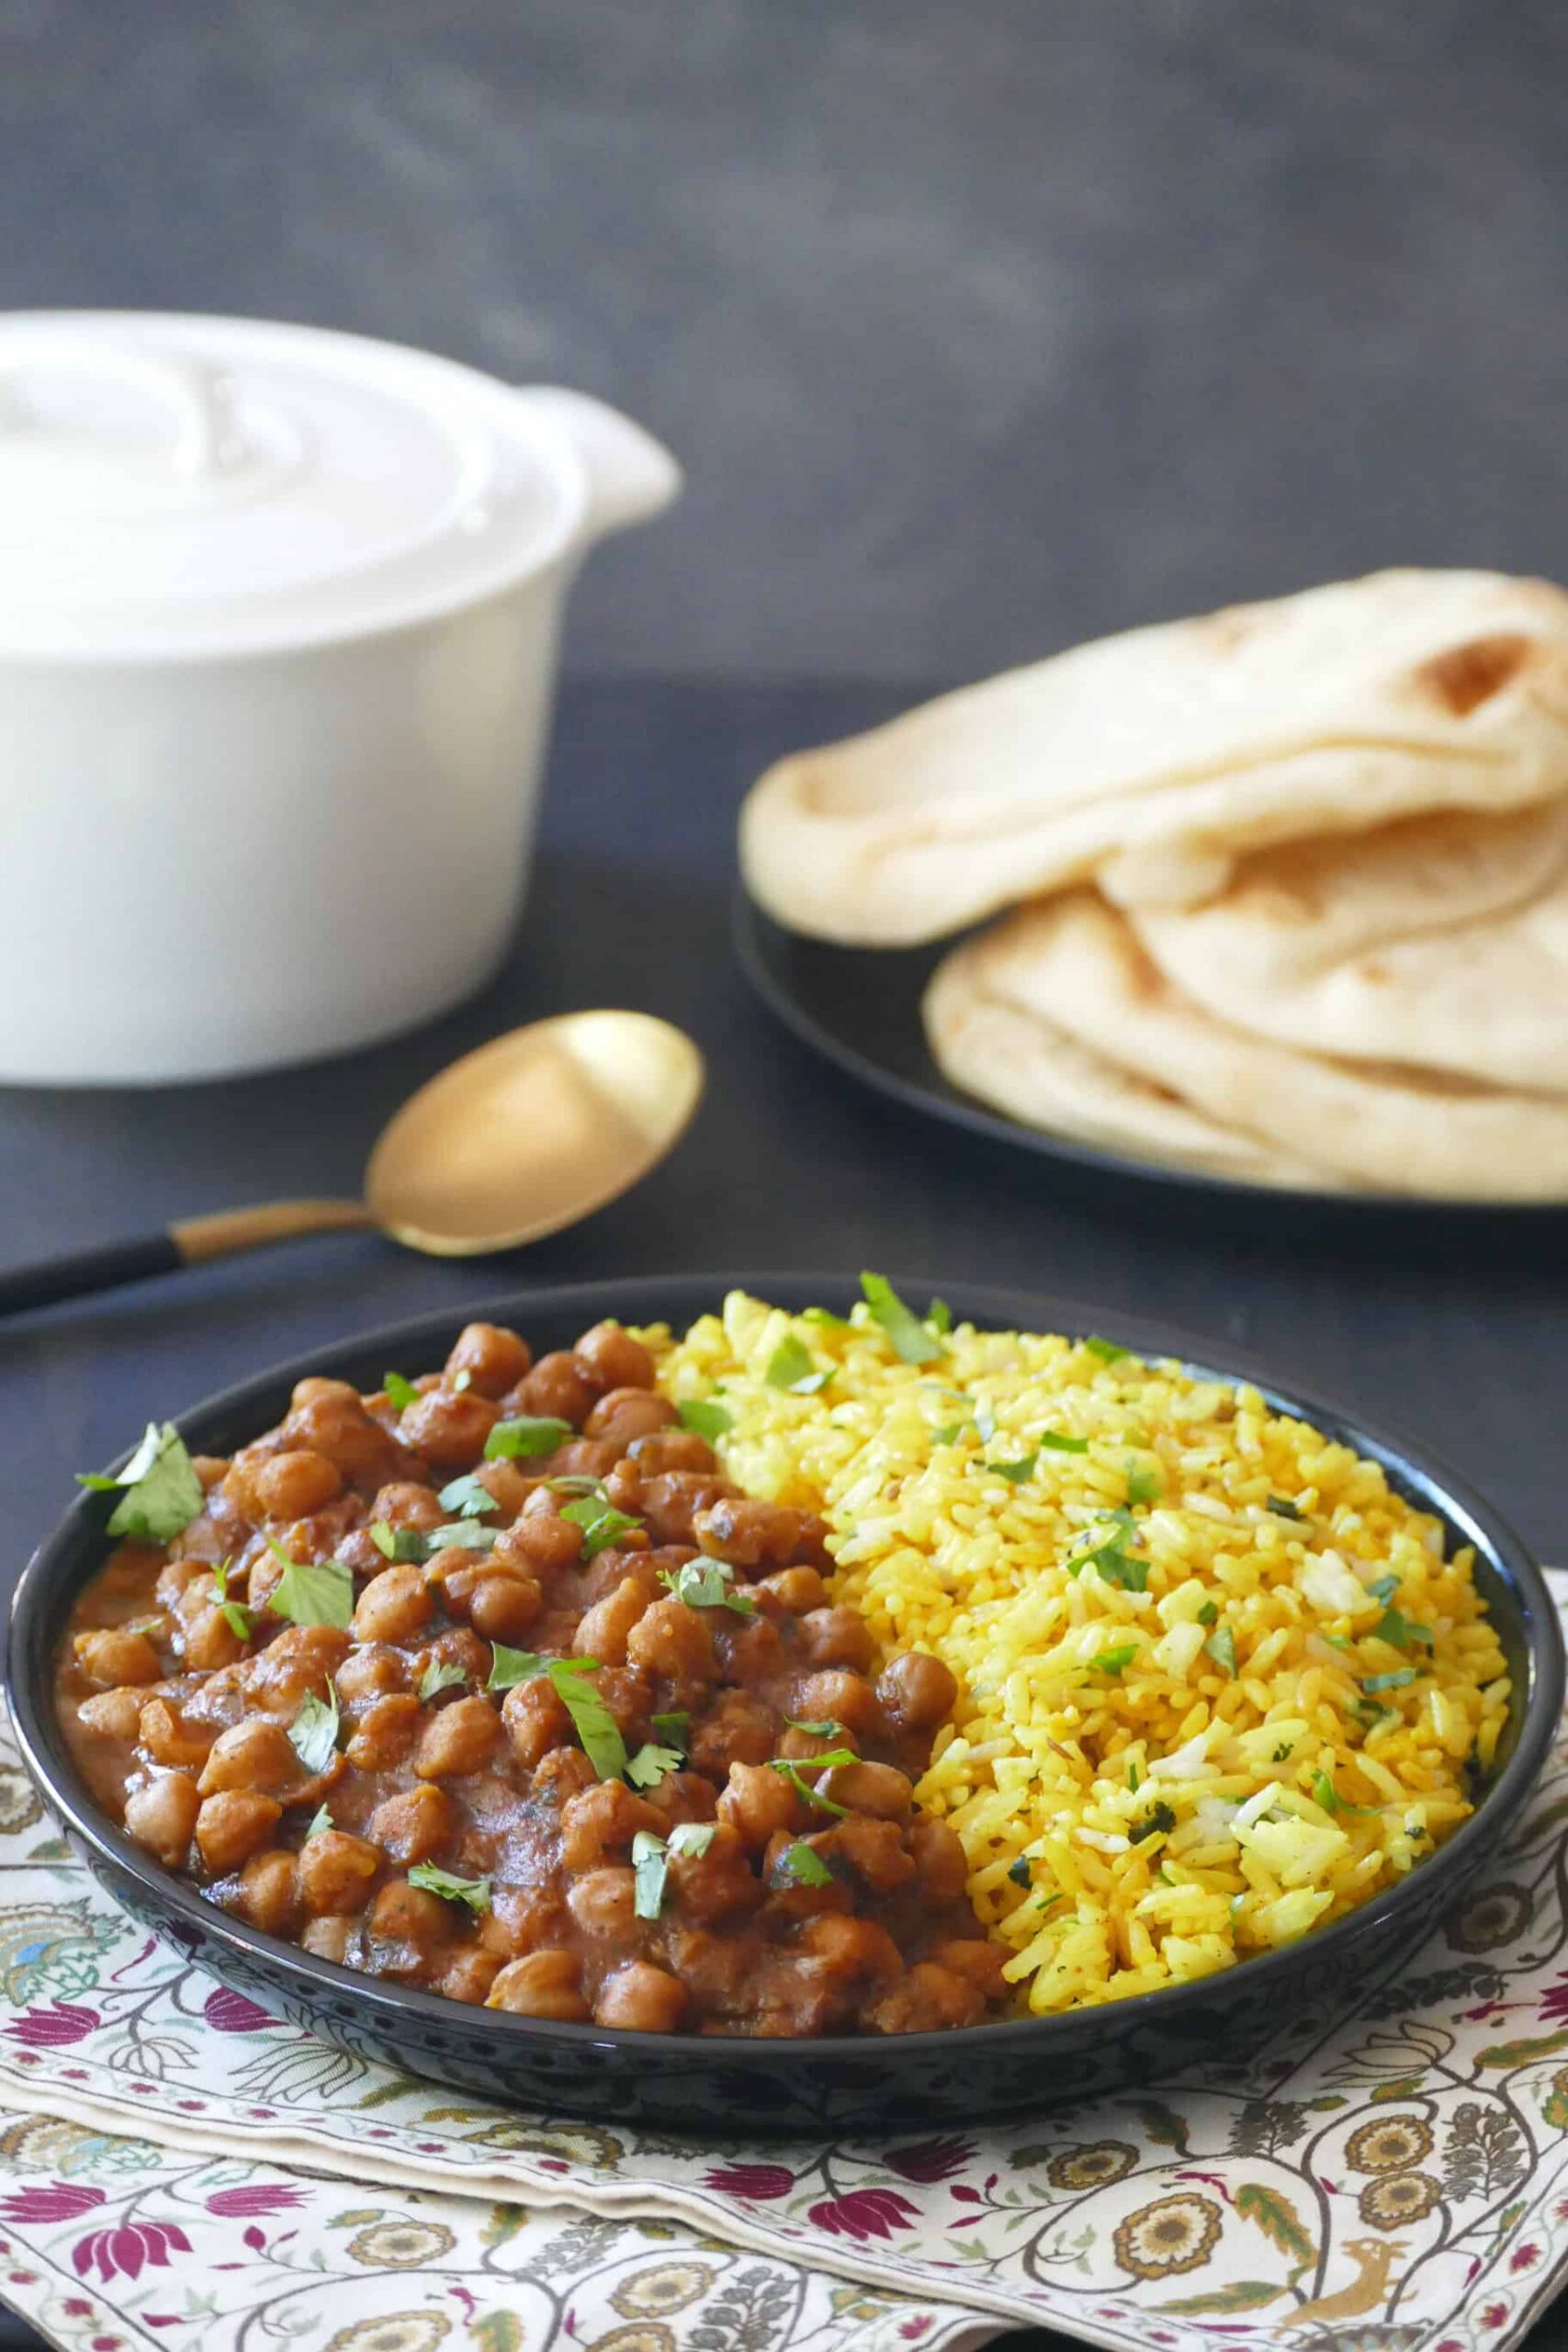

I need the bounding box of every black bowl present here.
[8,1273,1562,2135]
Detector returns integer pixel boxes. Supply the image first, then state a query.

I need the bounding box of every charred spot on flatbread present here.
[1416,634,1530,718]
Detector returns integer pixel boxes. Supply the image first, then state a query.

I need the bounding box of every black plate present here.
[733,890,1568,1235]
[8,1272,1562,2135]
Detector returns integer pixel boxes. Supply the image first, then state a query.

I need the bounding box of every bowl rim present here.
[9,1268,1563,2072]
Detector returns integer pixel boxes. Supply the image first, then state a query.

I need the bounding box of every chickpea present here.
[197,1790,284,1874]
[603,1459,644,1512]
[414,1693,502,1780]
[493,1508,582,1579]
[626,1430,714,1476]
[594,1962,686,2032]
[626,1597,716,1683]
[877,1650,958,1734]
[694,1496,821,1571]
[290,1375,361,1411]
[575,1574,658,1668]
[487,1883,571,1957]
[417,1626,489,1688]
[574,1320,655,1392]
[754,1566,828,1617]
[345,1693,423,1771]
[397,1388,500,1472]
[124,1772,200,1867]
[580,1549,662,1608]
[368,1782,453,1864]
[138,1698,213,1773]
[197,1719,300,1796]
[183,1603,249,1672]
[74,1626,161,1687]
[437,1948,502,2006]
[718,1760,802,1851]
[300,1916,355,1962]
[154,1556,207,1610]
[797,1911,903,1994]
[502,1677,572,1770]
[236,1849,301,1937]
[566,1865,641,1941]
[191,1453,230,1490]
[559,1780,664,1873]
[531,1747,600,1809]
[637,1472,732,1548]
[688,1691,778,1777]
[585,1388,676,1447]
[352,1564,434,1645]
[818,1759,912,1820]
[907,1816,969,1902]
[77,1687,146,1743]
[243,1623,350,1710]
[791,1668,882,1742]
[472,1459,535,1520]
[298,1829,381,1917]
[486,1949,591,2020]
[254,1450,344,1521]
[830,1815,917,1894]
[715,1616,784,1684]
[795,1607,874,1674]
[639,1768,718,1830]
[283,1392,406,1488]
[548,1437,623,1483]
[518,1351,596,1426]
[368,1480,447,1531]
[667,1820,760,1926]
[863,1961,983,2035]
[369,1880,454,1948]
[662,1922,752,2011]
[335,1645,410,1707]
[445,1321,533,1398]
[928,1938,1009,1999]
[468,1570,543,1644]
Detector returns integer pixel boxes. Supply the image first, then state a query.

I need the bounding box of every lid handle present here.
[512,387,682,545]
[0,334,231,478]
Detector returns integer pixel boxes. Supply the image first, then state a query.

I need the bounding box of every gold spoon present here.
[0,1011,705,1319]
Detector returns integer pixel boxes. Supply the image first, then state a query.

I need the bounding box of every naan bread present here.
[924,935,1342,1189]
[1133,802,1568,1092]
[956,893,1568,1201]
[740,571,1568,944]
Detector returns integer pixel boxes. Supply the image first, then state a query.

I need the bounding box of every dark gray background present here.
[2,0,1566,682]
[4,6,1568,2350]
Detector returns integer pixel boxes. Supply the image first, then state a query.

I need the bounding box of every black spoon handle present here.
[0,1199,375,1320]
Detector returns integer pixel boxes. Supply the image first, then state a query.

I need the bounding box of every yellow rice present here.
[646,1289,1510,2016]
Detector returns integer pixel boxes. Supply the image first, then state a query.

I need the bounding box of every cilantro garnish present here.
[1368,1573,1400,1602]
[1007,1856,1032,1888]
[931,1421,971,1448]
[560,1493,643,1558]
[1038,1430,1090,1454]
[436,1473,501,1520]
[1126,1759,1141,1791]
[369,1522,429,1564]
[659,1560,757,1616]
[288,1683,341,1776]
[209,1559,254,1641]
[626,1741,683,1790]
[1312,1769,1340,1814]
[984,1452,1037,1485]
[485,1645,598,1692]
[1204,1625,1237,1677]
[631,1823,716,1919]
[787,1717,845,1738]
[77,1421,204,1544]
[266,1546,354,1632]
[1362,1668,1416,1694]
[1067,1513,1148,1592]
[764,1335,831,1394]
[1125,1460,1162,1506]
[426,1521,498,1554]
[651,1710,690,1750]
[407,1863,491,1914]
[1267,1494,1307,1521]
[927,1298,953,1334]
[552,1668,628,1781]
[1089,1644,1138,1678]
[1129,1803,1177,1845]
[382,1372,420,1412]
[676,1398,734,1442]
[1195,1599,1219,1626]
[769,1747,857,1815]
[860,1272,946,1364]
[773,1840,834,1889]
[484,1416,574,1462]
[305,1804,333,1838]
[801,1307,850,1329]
[1374,1604,1432,1651]
[419,1658,468,1702]
[1081,1336,1128,1364]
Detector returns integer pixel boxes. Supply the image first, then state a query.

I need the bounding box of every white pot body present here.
[0,315,682,1083]
[0,570,568,1083]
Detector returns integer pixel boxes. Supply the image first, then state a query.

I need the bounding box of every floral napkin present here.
[6,1582,1568,2352]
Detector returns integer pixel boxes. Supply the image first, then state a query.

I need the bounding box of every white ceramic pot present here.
[0,311,682,1083]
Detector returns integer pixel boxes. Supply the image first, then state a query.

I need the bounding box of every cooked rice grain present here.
[647,1292,1509,2014]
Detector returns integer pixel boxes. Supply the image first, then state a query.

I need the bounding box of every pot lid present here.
[0,311,676,659]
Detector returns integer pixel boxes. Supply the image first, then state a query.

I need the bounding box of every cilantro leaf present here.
[626,1741,683,1790]
[860,1272,945,1364]
[773,1840,834,1888]
[984,1453,1037,1485]
[426,1521,497,1554]
[1089,1643,1138,1677]
[1126,1460,1162,1505]
[1195,1599,1219,1626]
[220,1600,255,1641]
[676,1398,734,1443]
[764,1335,831,1394]
[632,1827,669,1920]
[1267,1494,1307,1521]
[1067,1521,1148,1592]
[1375,1604,1433,1651]
[768,1747,858,1815]
[1362,1668,1416,1694]
[369,1521,429,1564]
[931,1421,971,1448]
[305,1804,333,1839]
[552,1668,627,1780]
[288,1684,340,1776]
[1129,1803,1178,1844]
[1008,1856,1032,1887]
[407,1863,491,1914]
[927,1297,953,1334]
[266,1549,354,1631]
[668,1821,716,1860]
[1126,1759,1141,1791]
[1039,1430,1090,1454]
[1204,1625,1237,1676]
[659,1560,757,1616]
[559,1495,643,1558]
[787,1717,845,1738]
[383,1372,420,1412]
[1081,1336,1128,1364]
[419,1658,468,1702]
[1368,1573,1400,1603]
[78,1421,204,1544]
[436,1473,501,1520]
[1312,1769,1341,1814]
[651,1710,690,1750]
[486,1645,598,1692]
[801,1307,850,1329]
[484,1416,574,1462]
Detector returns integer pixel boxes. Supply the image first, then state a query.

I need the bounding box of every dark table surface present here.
[2,674,1565,2351]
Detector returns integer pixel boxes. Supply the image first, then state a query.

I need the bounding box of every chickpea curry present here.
[56,1317,1006,2039]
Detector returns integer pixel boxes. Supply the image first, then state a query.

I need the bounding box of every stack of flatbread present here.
[739,570,1568,1197]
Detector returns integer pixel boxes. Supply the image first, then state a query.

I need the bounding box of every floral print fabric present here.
[6,1577,1568,2352]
